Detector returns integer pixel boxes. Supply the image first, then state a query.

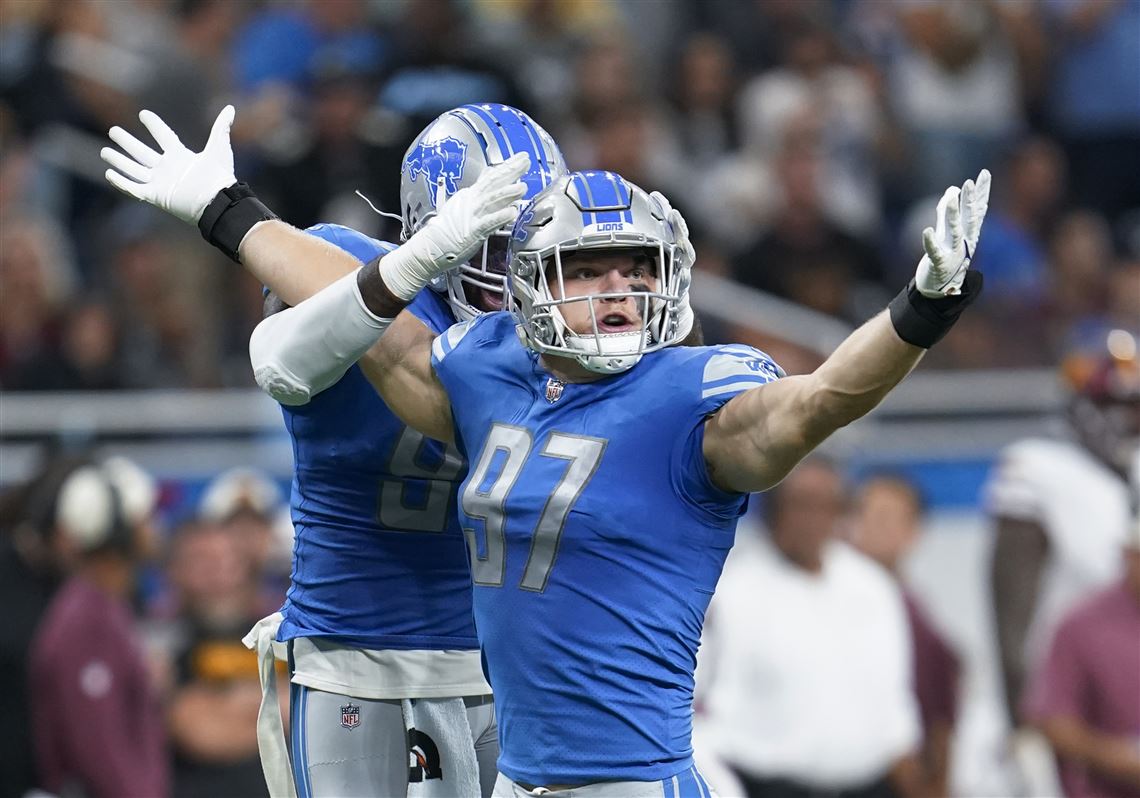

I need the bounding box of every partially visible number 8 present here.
[377,426,465,533]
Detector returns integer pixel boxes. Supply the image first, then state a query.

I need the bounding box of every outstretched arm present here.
[103,105,365,304]
[103,105,528,434]
[704,170,991,493]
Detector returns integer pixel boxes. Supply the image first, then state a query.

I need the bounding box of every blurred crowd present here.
[2,1,1139,797]
[1,0,1139,392]
[0,454,293,798]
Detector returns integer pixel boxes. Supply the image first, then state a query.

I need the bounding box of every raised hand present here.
[916,169,991,298]
[379,153,530,300]
[101,106,238,224]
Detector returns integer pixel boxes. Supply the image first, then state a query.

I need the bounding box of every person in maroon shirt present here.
[28,462,169,798]
[1022,520,1140,797]
[852,474,962,798]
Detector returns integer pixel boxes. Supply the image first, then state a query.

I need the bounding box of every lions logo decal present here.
[404,137,468,205]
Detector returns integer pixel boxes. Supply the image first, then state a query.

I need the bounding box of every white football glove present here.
[916,169,991,298]
[101,105,238,224]
[649,190,695,341]
[379,153,530,300]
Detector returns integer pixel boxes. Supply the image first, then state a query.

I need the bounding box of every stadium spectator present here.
[253,56,403,239]
[731,108,886,323]
[198,466,289,605]
[163,518,280,798]
[105,215,221,389]
[698,458,923,798]
[127,0,245,153]
[1021,512,1140,796]
[7,300,127,391]
[375,0,525,133]
[1044,0,1140,219]
[1047,211,1119,356]
[887,0,1028,196]
[0,216,78,389]
[974,137,1065,310]
[665,32,740,173]
[0,456,90,798]
[28,461,170,798]
[231,0,386,98]
[852,474,962,798]
[696,0,832,76]
[737,17,884,237]
[470,0,617,124]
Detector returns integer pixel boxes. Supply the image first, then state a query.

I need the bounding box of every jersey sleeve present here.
[430,315,485,370]
[673,345,785,521]
[407,288,459,336]
[303,223,394,264]
[301,225,455,335]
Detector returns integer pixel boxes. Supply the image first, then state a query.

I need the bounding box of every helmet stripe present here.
[573,171,630,226]
[511,110,554,185]
[458,105,513,163]
[447,111,493,159]
[462,102,542,173]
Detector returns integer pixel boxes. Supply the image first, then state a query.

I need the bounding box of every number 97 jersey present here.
[276,224,477,652]
[432,312,784,786]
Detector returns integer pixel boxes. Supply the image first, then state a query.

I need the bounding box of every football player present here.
[104,103,567,797]
[986,329,1138,788]
[246,169,987,794]
[104,104,987,794]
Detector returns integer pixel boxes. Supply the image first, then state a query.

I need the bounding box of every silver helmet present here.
[399,104,567,321]
[507,171,693,374]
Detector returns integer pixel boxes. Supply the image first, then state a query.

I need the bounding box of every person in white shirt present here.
[697,457,923,798]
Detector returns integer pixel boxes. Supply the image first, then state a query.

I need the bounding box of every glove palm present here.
[916,169,991,298]
[380,153,530,300]
[102,106,237,224]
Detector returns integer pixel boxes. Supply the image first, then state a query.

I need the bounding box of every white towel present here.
[242,612,296,798]
[402,697,481,797]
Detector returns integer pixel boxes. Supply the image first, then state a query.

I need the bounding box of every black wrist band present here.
[888,271,984,348]
[197,183,279,263]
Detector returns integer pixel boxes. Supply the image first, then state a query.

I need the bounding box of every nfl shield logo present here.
[545,378,565,404]
[340,703,360,730]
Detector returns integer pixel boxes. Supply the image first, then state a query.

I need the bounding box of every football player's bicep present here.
[702,375,822,494]
[359,312,454,442]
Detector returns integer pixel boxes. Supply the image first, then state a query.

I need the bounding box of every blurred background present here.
[1,0,1138,796]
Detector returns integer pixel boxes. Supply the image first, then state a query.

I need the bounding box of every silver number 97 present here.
[462,423,606,591]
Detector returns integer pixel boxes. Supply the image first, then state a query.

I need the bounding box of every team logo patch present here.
[404,137,468,205]
[408,728,443,782]
[545,378,565,404]
[340,703,361,730]
[513,204,536,242]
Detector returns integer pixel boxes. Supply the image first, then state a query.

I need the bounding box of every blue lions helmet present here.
[507,171,693,374]
[399,104,567,321]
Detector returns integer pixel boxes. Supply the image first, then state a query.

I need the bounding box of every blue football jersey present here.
[431,312,784,784]
[276,224,478,650]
